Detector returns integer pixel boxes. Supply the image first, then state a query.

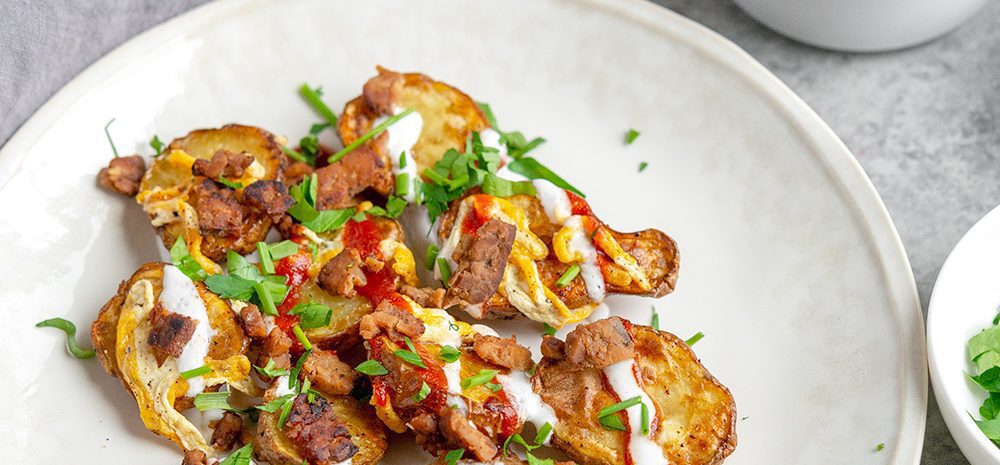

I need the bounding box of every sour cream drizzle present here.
[161,264,215,397]
[604,358,667,465]
[375,107,423,202]
[417,308,468,412]
[497,370,558,445]
[562,216,606,301]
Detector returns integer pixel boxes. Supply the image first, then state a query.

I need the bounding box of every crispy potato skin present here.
[534,325,736,465]
[338,67,489,175]
[91,262,249,383]
[437,193,680,320]
[140,125,285,262]
[255,394,388,465]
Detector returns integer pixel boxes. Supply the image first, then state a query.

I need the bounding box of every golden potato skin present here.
[338,67,489,175]
[533,325,736,465]
[139,125,286,262]
[255,394,388,465]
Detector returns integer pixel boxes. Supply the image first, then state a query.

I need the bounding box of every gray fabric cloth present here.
[0,0,209,145]
[3,1,996,463]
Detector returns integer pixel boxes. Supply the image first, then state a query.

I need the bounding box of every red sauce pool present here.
[567,190,593,216]
[460,195,495,235]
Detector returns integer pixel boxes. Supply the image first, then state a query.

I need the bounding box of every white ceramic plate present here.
[928,205,1000,465]
[0,0,925,463]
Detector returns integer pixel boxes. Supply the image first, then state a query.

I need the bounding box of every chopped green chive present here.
[217,177,243,189]
[193,391,234,411]
[485,382,503,392]
[150,134,163,156]
[394,337,427,368]
[180,364,211,380]
[555,264,580,288]
[439,345,461,363]
[293,324,312,350]
[399,152,408,168]
[438,257,452,285]
[422,167,451,186]
[445,448,465,465]
[289,302,332,329]
[461,369,499,390]
[329,108,415,164]
[257,242,275,274]
[626,129,640,145]
[651,306,659,331]
[355,359,389,376]
[543,323,557,337]
[599,413,626,431]
[277,392,295,429]
[256,393,295,412]
[169,236,207,282]
[638,161,648,173]
[104,118,119,158]
[876,443,886,452]
[640,402,650,435]
[299,84,339,128]
[425,244,440,271]
[255,358,290,378]
[268,240,300,260]
[685,332,705,346]
[218,442,254,465]
[535,422,553,444]
[413,381,431,402]
[281,145,309,163]
[254,282,278,316]
[396,172,410,197]
[35,317,95,359]
[506,157,585,198]
[598,396,642,419]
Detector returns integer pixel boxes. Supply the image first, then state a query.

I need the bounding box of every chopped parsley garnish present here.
[217,177,243,189]
[535,422,554,444]
[289,349,311,392]
[437,257,452,286]
[299,84,339,128]
[506,157,585,198]
[555,264,580,288]
[292,324,313,350]
[170,236,207,281]
[257,241,275,274]
[651,306,659,331]
[193,391,236,411]
[875,443,886,452]
[477,101,546,159]
[287,173,354,232]
[394,337,427,368]
[150,134,163,156]
[444,448,465,465]
[289,302,333,329]
[481,172,536,197]
[542,323,557,337]
[362,195,408,219]
[256,393,295,412]
[204,251,289,314]
[329,108,415,164]
[219,442,254,465]
[685,332,705,346]
[355,359,389,376]
[425,244,440,271]
[281,145,309,164]
[35,317,95,359]
[104,118,119,158]
[501,422,554,464]
[461,369,499,390]
[625,129,640,145]
[438,345,461,363]
[638,161,648,173]
[255,358,290,378]
[180,364,211,380]
[413,381,431,402]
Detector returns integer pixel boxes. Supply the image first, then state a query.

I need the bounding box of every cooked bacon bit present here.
[241,180,294,218]
[239,303,268,340]
[359,300,425,340]
[362,68,404,115]
[540,335,566,360]
[472,333,534,371]
[147,303,196,364]
[173,396,195,412]
[284,395,359,465]
[283,160,314,186]
[409,412,438,435]
[446,218,516,306]
[210,411,243,451]
[192,179,244,236]
[564,317,634,369]
[98,155,146,196]
[363,255,385,272]
[440,407,498,462]
[303,349,357,396]
[180,449,207,465]
[314,145,392,210]
[191,149,253,180]
[318,248,367,298]
[263,327,293,359]
[400,285,446,309]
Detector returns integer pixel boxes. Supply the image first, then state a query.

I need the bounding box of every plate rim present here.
[0,0,927,463]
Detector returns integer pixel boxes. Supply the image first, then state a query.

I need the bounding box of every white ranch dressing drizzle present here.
[273,375,296,397]
[417,308,468,413]
[160,264,216,397]
[496,370,558,445]
[375,106,423,202]
[604,358,667,465]
[532,179,572,225]
[562,215,606,301]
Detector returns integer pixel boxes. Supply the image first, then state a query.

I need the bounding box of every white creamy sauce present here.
[375,107,423,202]
[563,216,606,301]
[532,179,572,225]
[479,128,508,159]
[182,406,224,440]
[442,358,468,414]
[604,359,667,465]
[273,375,296,397]
[161,264,216,397]
[497,370,559,445]
[470,324,499,338]
[415,307,469,412]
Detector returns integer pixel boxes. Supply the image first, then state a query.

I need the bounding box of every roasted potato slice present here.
[338,66,489,175]
[435,193,679,327]
[91,262,253,454]
[136,125,285,264]
[255,389,388,465]
[534,322,736,465]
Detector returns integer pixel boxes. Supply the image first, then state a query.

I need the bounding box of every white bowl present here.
[929,204,1000,464]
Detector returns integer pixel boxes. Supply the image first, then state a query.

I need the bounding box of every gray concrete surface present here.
[4,0,997,463]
